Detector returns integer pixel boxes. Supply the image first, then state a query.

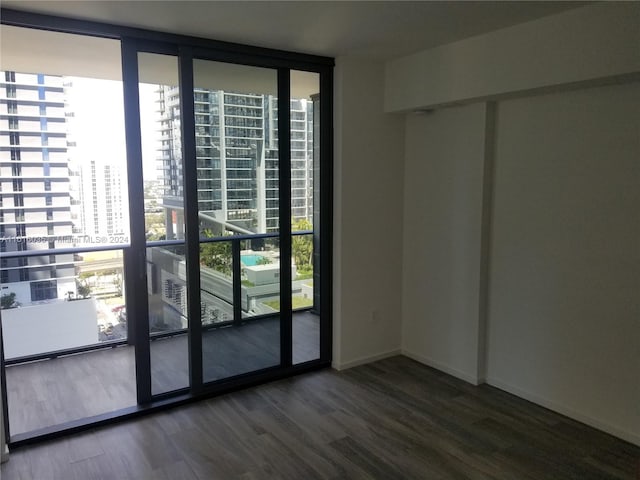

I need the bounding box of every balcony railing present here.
[1,230,316,365]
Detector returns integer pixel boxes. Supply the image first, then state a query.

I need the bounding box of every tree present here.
[292,218,313,274]
[256,256,272,265]
[145,212,167,241]
[76,281,91,298]
[0,292,18,310]
[200,229,232,276]
[113,273,123,296]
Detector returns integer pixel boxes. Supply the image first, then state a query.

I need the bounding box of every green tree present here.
[146,232,166,241]
[146,213,164,225]
[77,282,91,298]
[292,218,313,274]
[0,292,18,310]
[256,256,272,265]
[200,229,232,276]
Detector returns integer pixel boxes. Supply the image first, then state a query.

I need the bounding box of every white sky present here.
[64,77,161,181]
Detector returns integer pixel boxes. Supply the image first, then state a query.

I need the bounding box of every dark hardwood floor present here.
[5,311,319,436]
[2,356,638,480]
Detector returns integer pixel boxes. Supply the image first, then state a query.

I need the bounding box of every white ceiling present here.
[1,25,320,97]
[1,1,586,60]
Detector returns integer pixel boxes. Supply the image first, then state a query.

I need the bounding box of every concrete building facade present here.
[0,71,75,305]
[158,86,314,238]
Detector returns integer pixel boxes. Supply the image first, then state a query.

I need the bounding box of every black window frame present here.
[0,7,333,448]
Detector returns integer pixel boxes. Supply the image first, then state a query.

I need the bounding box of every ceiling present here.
[1,1,585,60]
[1,25,320,97]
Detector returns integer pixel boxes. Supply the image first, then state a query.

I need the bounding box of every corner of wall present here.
[332,55,405,369]
[402,349,482,385]
[399,103,489,386]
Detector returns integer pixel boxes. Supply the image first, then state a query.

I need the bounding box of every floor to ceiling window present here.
[0,10,332,446]
[0,26,137,438]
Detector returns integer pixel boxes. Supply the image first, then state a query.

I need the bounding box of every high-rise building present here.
[0,71,76,305]
[157,86,314,238]
[75,159,127,237]
[64,77,128,241]
[290,98,315,223]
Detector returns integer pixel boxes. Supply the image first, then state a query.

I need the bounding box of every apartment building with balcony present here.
[0,71,76,305]
[158,86,314,238]
[75,159,127,237]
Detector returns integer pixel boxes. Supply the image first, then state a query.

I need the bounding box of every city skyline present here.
[1,68,316,307]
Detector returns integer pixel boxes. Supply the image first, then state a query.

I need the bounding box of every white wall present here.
[487,82,640,445]
[2,298,99,359]
[385,2,640,112]
[389,2,640,446]
[333,56,405,369]
[0,282,31,307]
[401,104,487,384]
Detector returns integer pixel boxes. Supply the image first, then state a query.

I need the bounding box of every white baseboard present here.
[487,376,640,447]
[1,444,8,464]
[332,349,402,371]
[401,349,481,385]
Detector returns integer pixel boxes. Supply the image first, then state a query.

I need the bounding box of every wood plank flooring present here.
[5,312,319,436]
[2,356,638,480]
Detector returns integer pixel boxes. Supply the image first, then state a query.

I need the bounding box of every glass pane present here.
[1,27,130,251]
[199,237,280,383]
[241,236,281,317]
[290,71,318,230]
[146,245,189,395]
[1,252,126,358]
[194,60,280,382]
[292,233,319,364]
[291,233,314,309]
[291,71,320,364]
[199,237,234,325]
[139,53,184,241]
[1,250,133,435]
[138,53,190,395]
[193,59,278,236]
[0,26,135,435]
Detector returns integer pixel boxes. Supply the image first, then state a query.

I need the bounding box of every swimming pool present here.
[241,254,266,266]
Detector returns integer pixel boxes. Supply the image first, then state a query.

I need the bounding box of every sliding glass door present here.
[122,40,329,403]
[0,26,138,438]
[136,52,191,396]
[1,10,332,445]
[192,59,283,383]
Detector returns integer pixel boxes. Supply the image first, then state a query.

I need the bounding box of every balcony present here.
[3,310,319,436]
[1,233,320,438]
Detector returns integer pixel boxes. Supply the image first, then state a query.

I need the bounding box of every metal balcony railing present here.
[1,230,315,365]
